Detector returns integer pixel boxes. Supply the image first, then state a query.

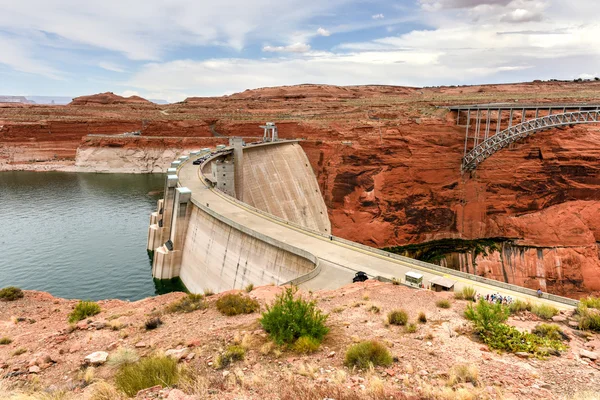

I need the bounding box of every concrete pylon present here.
[230,137,244,202]
[152,186,192,280]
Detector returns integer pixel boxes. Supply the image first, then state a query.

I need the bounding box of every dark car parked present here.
[353,271,368,283]
[192,159,202,165]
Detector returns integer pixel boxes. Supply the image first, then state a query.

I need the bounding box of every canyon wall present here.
[2,83,600,297]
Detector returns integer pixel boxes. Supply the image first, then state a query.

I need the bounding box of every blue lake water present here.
[0,171,165,301]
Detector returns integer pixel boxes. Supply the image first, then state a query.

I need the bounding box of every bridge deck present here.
[178,158,575,310]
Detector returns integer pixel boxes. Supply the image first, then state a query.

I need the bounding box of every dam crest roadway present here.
[147,125,579,310]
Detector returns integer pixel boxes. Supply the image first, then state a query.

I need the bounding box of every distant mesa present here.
[0,95,36,104]
[69,92,154,106]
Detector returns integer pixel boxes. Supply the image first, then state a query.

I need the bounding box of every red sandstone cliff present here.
[1,81,599,297]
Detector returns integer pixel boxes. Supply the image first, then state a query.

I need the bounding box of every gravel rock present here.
[579,349,598,361]
[84,351,108,366]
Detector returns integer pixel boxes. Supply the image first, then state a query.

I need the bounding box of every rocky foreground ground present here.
[1,281,599,399]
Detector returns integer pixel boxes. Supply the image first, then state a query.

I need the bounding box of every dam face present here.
[148,140,325,293]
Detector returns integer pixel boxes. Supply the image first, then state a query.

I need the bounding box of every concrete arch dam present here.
[147,139,578,309]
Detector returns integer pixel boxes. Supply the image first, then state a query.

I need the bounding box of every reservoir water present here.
[0,171,165,301]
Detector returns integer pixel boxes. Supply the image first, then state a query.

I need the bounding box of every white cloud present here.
[262,43,311,53]
[372,14,385,19]
[317,27,331,37]
[500,8,543,22]
[0,34,62,79]
[0,0,351,61]
[98,62,125,73]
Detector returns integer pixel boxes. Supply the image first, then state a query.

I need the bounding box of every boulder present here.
[165,348,190,361]
[580,349,598,361]
[28,365,41,374]
[167,389,195,400]
[84,351,109,366]
[551,315,567,323]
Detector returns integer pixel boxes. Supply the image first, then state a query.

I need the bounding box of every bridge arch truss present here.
[448,103,600,171]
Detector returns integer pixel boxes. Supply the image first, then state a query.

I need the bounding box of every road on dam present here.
[177,159,576,311]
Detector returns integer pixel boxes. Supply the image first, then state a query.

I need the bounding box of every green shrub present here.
[461,286,476,301]
[436,299,451,309]
[245,283,254,293]
[406,323,417,333]
[165,293,206,313]
[68,301,101,323]
[580,296,600,309]
[0,337,12,345]
[144,317,163,330]
[260,287,329,345]
[387,310,408,326]
[465,300,566,356]
[216,293,260,316]
[578,305,600,332]
[0,286,24,301]
[293,336,321,354]
[344,341,393,369]
[531,304,559,320]
[464,299,509,332]
[532,324,568,341]
[418,312,427,324]
[215,345,245,369]
[509,299,531,314]
[12,347,27,356]
[115,356,179,396]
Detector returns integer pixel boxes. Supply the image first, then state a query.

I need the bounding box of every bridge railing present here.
[193,144,580,307]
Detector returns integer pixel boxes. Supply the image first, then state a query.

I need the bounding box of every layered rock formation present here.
[1,82,599,297]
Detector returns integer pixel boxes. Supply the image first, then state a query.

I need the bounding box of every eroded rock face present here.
[1,82,600,297]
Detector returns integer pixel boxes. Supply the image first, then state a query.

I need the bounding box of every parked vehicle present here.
[353,271,368,283]
[192,159,202,165]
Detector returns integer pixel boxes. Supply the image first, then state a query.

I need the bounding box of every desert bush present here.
[461,286,476,301]
[387,309,408,326]
[216,293,260,316]
[580,296,600,309]
[165,293,206,313]
[89,381,125,400]
[465,300,566,356]
[436,299,451,309]
[447,364,479,387]
[203,288,215,297]
[531,304,559,320]
[391,278,401,285]
[418,312,427,324]
[115,356,179,396]
[406,323,417,333]
[464,299,509,332]
[0,286,24,301]
[453,292,464,300]
[12,347,27,356]
[260,287,329,345]
[344,341,393,369]
[245,283,254,293]
[293,336,321,354]
[509,299,531,314]
[68,301,101,323]
[107,348,140,367]
[0,337,12,345]
[215,345,246,369]
[144,317,163,330]
[533,324,568,341]
[578,306,600,332]
[368,305,380,314]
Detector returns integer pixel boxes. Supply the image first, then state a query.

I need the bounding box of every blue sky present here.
[0,0,598,102]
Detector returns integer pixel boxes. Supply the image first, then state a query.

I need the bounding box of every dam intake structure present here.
[146,124,579,309]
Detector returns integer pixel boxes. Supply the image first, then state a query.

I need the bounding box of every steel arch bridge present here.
[448,103,600,171]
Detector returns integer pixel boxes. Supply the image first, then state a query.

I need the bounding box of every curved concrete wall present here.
[242,142,331,234]
[178,203,316,293]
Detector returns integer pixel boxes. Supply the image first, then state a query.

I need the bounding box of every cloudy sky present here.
[0,0,598,102]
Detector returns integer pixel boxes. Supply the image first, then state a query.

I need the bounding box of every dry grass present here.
[447,364,480,387]
[88,381,125,400]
